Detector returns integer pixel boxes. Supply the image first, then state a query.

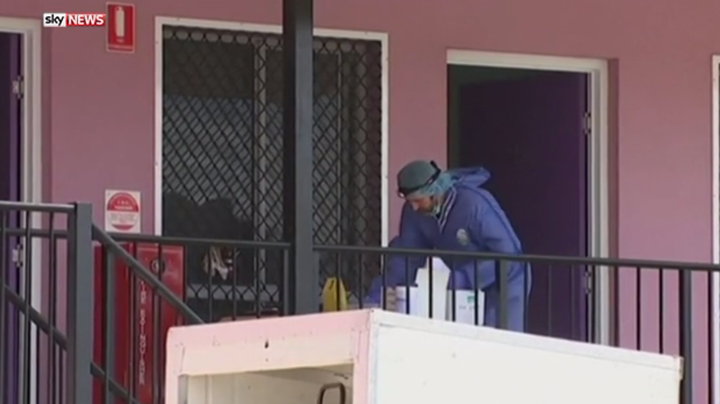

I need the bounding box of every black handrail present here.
[314,243,720,272]
[110,232,291,249]
[0,200,75,213]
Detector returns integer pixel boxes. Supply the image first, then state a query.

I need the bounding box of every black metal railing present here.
[89,227,204,404]
[2,201,717,404]
[105,233,291,320]
[315,244,717,404]
[89,232,290,404]
[90,234,716,404]
[0,202,210,404]
[0,201,94,404]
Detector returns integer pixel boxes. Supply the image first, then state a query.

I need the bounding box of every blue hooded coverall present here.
[366,167,531,331]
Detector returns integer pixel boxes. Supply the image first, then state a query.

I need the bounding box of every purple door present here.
[457,71,589,341]
[0,32,22,404]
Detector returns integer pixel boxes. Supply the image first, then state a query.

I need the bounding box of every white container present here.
[392,257,485,325]
[447,289,485,325]
[165,310,682,404]
[394,258,450,319]
[394,286,448,319]
[396,288,485,325]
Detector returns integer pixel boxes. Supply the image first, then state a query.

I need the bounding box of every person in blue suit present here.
[366,160,531,331]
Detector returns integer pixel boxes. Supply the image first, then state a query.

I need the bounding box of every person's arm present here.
[365,204,430,303]
[458,203,519,290]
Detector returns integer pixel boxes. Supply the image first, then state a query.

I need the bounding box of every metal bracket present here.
[12,75,24,100]
[11,243,24,268]
[317,382,347,404]
[584,269,593,294]
[583,111,592,136]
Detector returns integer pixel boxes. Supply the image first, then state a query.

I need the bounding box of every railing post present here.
[282,0,318,314]
[679,269,693,404]
[66,202,93,404]
[496,260,509,330]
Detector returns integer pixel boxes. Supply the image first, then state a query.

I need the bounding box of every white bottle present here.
[115,6,125,38]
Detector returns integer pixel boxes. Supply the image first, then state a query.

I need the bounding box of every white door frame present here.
[153,17,390,245]
[0,15,43,404]
[710,54,720,404]
[446,50,611,344]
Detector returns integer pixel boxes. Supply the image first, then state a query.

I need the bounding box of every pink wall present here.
[2,0,714,258]
[1,0,717,401]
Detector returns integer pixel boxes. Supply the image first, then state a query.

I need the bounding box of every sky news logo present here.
[43,13,106,27]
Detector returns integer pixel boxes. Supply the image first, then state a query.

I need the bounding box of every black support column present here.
[282,0,317,314]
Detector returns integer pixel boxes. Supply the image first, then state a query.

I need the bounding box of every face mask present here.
[424,196,441,216]
[431,202,443,216]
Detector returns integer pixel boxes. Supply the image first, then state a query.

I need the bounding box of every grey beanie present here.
[397,160,441,197]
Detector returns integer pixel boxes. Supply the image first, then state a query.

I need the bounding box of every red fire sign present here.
[105,191,140,232]
[106,3,135,53]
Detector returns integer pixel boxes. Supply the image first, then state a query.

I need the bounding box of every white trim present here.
[711,54,720,404]
[0,16,43,404]
[446,50,611,345]
[153,16,390,244]
[379,31,389,246]
[154,17,388,42]
[153,20,162,235]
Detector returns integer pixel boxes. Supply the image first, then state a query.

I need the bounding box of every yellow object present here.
[322,277,348,312]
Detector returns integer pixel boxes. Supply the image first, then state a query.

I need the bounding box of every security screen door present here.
[161,26,383,307]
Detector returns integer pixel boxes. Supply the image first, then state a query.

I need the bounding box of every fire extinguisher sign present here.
[106,2,135,53]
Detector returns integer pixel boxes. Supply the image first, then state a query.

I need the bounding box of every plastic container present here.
[447,289,485,325]
[395,286,448,319]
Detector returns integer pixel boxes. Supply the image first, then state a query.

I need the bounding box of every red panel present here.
[93,243,185,404]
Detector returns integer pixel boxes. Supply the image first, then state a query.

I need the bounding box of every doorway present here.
[0,34,22,198]
[446,51,609,343]
[0,16,41,404]
[0,30,22,404]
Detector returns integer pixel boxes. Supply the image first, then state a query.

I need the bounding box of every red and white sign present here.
[106,3,135,53]
[104,190,141,233]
